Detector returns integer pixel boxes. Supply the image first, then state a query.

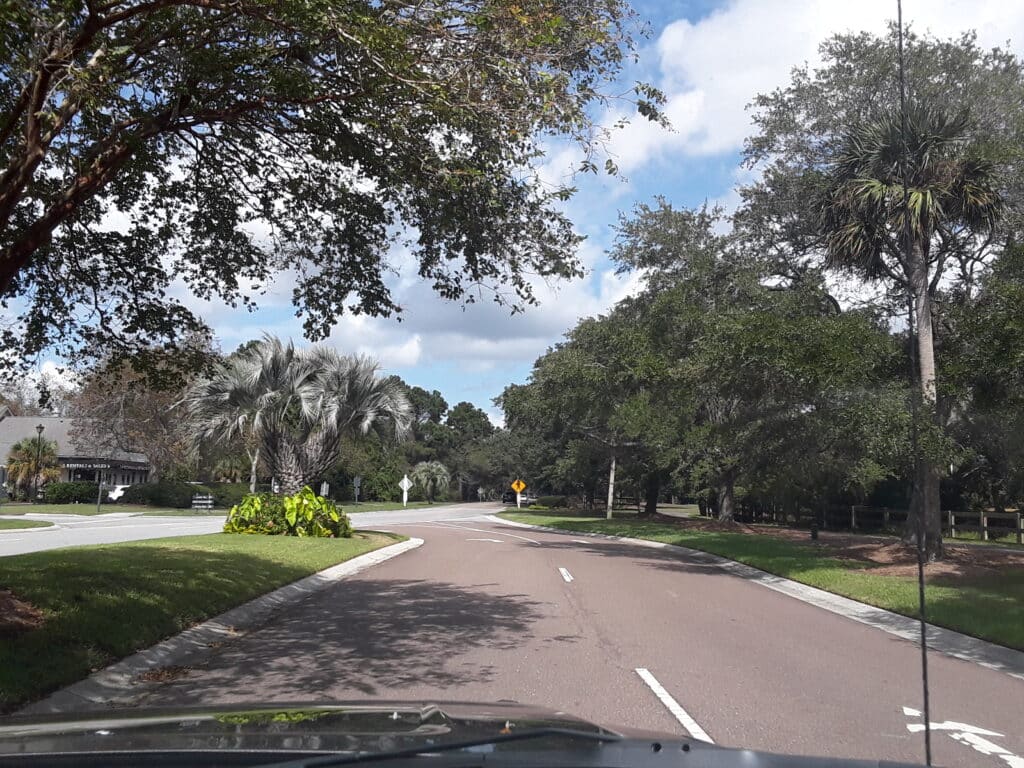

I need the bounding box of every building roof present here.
[0,414,149,465]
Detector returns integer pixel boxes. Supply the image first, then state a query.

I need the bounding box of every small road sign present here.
[511,479,526,494]
[399,474,412,509]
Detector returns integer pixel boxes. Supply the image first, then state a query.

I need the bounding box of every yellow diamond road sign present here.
[511,479,526,494]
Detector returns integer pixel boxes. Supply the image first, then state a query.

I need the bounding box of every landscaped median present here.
[0,519,54,531]
[501,512,1024,652]
[0,531,402,712]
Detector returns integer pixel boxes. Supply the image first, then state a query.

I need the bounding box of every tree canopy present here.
[0,0,663,378]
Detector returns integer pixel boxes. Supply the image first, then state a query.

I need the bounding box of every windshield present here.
[0,2,1022,768]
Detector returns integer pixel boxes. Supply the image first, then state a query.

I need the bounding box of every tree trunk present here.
[248,447,259,494]
[642,473,659,517]
[606,453,616,520]
[905,244,944,561]
[276,451,307,496]
[717,475,736,522]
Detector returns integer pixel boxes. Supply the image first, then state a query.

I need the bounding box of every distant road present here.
[0,502,498,557]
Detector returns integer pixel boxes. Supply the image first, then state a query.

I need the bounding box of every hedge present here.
[536,495,568,508]
[118,480,212,508]
[43,481,101,504]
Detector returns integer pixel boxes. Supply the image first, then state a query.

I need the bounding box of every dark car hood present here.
[0,701,620,756]
[0,701,922,767]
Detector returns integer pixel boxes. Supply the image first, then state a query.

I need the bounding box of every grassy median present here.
[503,512,1024,652]
[0,532,401,711]
[0,519,54,531]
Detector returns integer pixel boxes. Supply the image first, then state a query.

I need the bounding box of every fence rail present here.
[850,505,1022,544]
[946,509,1022,544]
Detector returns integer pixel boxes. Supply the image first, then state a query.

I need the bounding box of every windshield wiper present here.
[264,727,622,768]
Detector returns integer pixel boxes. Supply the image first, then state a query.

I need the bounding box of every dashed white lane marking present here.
[558,567,574,582]
[468,538,504,543]
[635,668,713,743]
[571,539,589,544]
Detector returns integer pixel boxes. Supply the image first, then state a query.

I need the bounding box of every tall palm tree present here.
[410,460,451,503]
[822,103,1002,560]
[183,336,412,495]
[6,437,60,500]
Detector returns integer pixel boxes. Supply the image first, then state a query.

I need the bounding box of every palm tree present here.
[822,102,1002,560]
[410,460,450,503]
[183,336,412,495]
[6,437,60,500]
[213,455,248,483]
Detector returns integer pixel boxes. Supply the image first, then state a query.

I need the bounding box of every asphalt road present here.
[0,512,226,556]
[0,503,485,557]
[115,512,1023,768]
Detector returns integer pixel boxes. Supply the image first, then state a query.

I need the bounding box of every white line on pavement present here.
[635,668,713,743]
[431,521,541,545]
[468,538,504,543]
[558,567,574,582]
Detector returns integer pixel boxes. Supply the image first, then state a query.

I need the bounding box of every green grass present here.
[342,500,452,513]
[0,503,162,515]
[139,508,227,516]
[0,532,400,711]
[503,512,1024,652]
[0,519,54,531]
[946,530,1023,547]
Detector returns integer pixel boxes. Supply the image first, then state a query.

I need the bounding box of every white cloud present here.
[176,0,1024,410]
[606,0,1024,171]
[362,333,422,368]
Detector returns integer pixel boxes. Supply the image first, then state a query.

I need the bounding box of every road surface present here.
[0,503,488,557]
[103,511,1022,768]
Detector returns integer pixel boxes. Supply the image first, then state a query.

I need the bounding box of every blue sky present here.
[122,0,1024,424]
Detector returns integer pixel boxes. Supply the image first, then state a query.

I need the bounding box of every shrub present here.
[536,495,568,508]
[205,482,253,510]
[119,480,212,508]
[43,481,100,504]
[526,504,550,511]
[224,487,353,537]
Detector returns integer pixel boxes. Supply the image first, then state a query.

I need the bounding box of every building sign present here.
[64,462,112,470]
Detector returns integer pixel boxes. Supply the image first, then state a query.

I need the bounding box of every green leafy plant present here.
[43,481,101,504]
[224,488,352,538]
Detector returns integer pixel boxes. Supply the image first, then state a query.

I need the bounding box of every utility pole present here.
[33,423,44,503]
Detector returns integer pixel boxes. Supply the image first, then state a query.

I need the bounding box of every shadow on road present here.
[137,578,553,705]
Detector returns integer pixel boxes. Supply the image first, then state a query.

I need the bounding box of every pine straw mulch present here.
[646,513,1024,580]
[0,589,45,635]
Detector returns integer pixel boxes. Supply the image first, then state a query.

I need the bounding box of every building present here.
[0,408,152,488]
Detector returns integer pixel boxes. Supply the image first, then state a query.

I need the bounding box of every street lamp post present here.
[33,424,44,503]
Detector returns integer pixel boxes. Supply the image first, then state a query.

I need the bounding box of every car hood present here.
[0,701,625,756]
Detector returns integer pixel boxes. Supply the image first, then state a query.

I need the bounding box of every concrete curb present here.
[20,536,425,714]
[487,515,1024,682]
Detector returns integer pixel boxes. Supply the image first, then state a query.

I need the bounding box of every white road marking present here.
[468,538,504,543]
[903,707,1023,767]
[558,567,574,582]
[635,668,713,743]
[571,539,590,544]
[906,720,1002,736]
[431,521,541,545]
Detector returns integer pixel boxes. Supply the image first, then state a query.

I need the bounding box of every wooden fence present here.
[850,505,1022,544]
[946,509,1023,544]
